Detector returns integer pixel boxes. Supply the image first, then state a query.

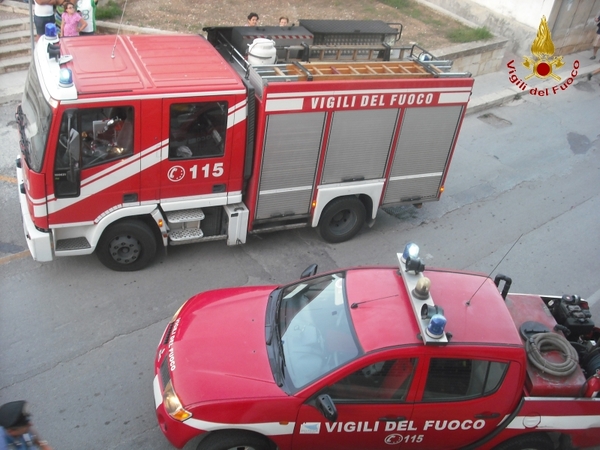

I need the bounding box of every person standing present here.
[33,0,56,41]
[591,13,600,60]
[0,401,53,450]
[78,0,98,35]
[61,1,87,37]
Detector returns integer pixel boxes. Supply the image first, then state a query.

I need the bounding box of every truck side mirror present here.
[316,394,338,422]
[300,264,318,279]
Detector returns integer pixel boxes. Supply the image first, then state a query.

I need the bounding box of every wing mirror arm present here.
[316,394,338,422]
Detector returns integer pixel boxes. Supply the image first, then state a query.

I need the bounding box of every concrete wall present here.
[432,36,507,77]
[420,0,600,56]
[471,0,554,29]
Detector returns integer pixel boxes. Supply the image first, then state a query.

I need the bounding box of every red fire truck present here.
[153,243,600,450]
[16,28,473,271]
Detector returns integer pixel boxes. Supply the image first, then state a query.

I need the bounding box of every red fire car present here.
[153,244,600,450]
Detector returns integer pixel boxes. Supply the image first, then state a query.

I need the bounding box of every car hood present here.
[169,286,286,406]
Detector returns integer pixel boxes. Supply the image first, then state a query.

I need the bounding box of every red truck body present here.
[16,31,473,270]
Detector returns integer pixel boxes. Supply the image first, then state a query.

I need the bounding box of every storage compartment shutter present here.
[321,108,398,184]
[383,105,463,205]
[256,112,325,220]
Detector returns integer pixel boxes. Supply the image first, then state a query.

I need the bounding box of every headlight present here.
[163,380,192,421]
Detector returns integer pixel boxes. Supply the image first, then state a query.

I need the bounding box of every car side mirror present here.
[316,394,337,422]
[300,264,318,279]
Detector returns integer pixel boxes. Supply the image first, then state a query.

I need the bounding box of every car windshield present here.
[20,64,52,173]
[278,272,360,389]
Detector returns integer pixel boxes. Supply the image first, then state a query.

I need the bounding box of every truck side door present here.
[51,102,141,224]
[160,98,235,207]
[293,357,417,450]
[409,355,523,449]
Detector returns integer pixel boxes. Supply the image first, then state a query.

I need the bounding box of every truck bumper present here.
[16,164,53,262]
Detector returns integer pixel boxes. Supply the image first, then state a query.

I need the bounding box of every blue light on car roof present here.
[59,68,73,88]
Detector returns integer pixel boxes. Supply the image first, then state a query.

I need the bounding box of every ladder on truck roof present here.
[251,59,460,84]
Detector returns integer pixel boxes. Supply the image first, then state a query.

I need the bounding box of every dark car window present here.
[422,358,508,401]
[324,358,417,402]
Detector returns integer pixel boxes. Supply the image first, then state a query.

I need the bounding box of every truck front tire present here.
[96,220,157,271]
[318,197,366,243]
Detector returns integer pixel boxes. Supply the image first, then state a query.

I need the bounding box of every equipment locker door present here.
[321,108,398,184]
[255,112,325,220]
[160,98,233,205]
[382,105,463,205]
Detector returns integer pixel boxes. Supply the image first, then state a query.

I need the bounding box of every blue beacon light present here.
[45,23,59,43]
[426,314,447,339]
[59,69,73,88]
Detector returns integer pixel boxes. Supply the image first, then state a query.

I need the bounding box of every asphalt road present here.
[0,76,599,449]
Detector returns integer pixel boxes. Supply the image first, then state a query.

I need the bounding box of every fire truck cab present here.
[16,30,473,271]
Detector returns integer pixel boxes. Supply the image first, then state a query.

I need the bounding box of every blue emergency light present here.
[45,23,58,43]
[59,69,73,88]
[426,314,447,339]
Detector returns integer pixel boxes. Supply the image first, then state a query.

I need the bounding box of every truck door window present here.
[168,102,227,159]
[422,359,508,401]
[55,106,135,171]
[324,358,416,402]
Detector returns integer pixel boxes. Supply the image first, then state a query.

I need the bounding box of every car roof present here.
[346,267,523,354]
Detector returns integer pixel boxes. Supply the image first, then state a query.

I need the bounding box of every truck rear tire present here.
[196,430,272,450]
[96,220,157,271]
[318,197,366,243]
[493,433,554,450]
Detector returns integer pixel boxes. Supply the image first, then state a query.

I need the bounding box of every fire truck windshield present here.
[20,65,53,173]
[277,272,360,389]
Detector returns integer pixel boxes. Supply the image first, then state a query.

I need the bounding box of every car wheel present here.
[492,433,554,450]
[96,220,157,271]
[196,431,272,450]
[318,197,366,243]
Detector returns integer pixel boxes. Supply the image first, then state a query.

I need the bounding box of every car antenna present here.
[351,294,398,309]
[465,234,522,307]
[111,0,129,59]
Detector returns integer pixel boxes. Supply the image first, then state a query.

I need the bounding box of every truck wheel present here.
[196,431,272,450]
[96,220,157,271]
[318,197,366,243]
[493,433,554,450]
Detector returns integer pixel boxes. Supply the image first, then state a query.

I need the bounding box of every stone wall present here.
[432,36,508,77]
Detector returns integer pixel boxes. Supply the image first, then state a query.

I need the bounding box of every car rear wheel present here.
[96,220,157,271]
[196,431,272,450]
[492,433,554,450]
[318,197,366,243]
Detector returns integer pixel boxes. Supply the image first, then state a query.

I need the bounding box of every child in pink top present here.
[61,2,87,37]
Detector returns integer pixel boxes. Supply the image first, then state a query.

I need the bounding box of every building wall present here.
[472,0,554,29]
[419,0,600,55]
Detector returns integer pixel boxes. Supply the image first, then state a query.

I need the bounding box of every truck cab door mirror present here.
[300,264,318,279]
[316,394,338,422]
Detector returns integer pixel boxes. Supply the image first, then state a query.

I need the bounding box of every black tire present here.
[197,431,272,450]
[318,197,366,243]
[493,433,554,450]
[96,220,157,271]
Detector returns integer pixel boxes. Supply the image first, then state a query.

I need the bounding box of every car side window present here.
[422,358,508,401]
[324,358,416,402]
[169,101,227,159]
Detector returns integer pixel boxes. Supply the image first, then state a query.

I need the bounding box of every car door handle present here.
[474,412,500,419]
[378,416,407,422]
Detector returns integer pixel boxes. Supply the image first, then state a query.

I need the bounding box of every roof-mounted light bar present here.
[398,243,448,345]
